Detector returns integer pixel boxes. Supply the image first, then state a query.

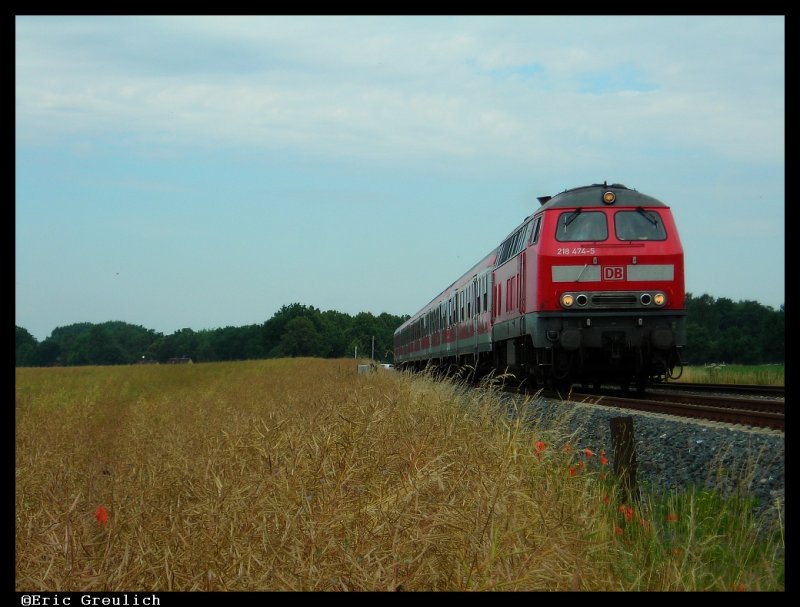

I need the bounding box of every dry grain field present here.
[15,358,784,591]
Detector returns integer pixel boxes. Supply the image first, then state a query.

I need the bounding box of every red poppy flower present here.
[583,448,594,458]
[624,506,634,522]
[95,505,109,525]
[569,467,577,477]
[666,513,679,523]
[602,494,610,505]
[614,526,623,535]
[600,454,609,466]
[535,440,545,452]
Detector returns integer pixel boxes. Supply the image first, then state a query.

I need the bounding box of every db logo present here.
[603,266,624,280]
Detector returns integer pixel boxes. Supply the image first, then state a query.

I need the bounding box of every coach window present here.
[471,283,475,316]
[614,209,667,241]
[556,211,608,242]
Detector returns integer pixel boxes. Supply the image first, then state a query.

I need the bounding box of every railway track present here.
[515,382,784,431]
[655,381,784,398]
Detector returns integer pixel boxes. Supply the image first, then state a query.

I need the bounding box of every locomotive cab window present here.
[556,210,607,242]
[530,215,542,245]
[614,209,667,241]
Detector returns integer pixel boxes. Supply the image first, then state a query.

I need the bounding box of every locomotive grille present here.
[590,293,638,308]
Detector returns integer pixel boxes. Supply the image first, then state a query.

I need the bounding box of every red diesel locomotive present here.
[393,182,686,390]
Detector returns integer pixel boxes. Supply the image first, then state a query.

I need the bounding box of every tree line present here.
[15,303,408,367]
[682,293,783,364]
[15,294,784,368]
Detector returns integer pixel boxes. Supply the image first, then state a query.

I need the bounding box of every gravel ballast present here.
[511,394,785,532]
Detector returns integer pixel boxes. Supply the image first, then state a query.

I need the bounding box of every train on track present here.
[393,182,686,391]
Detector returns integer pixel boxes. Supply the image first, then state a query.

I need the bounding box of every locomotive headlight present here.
[653,292,666,306]
[602,191,616,204]
[561,293,575,307]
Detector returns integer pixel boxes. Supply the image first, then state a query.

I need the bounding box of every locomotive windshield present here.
[556,211,607,242]
[614,209,667,241]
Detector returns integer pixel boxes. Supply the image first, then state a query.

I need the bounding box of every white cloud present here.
[15,16,784,178]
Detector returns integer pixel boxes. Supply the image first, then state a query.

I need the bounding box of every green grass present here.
[674,364,784,386]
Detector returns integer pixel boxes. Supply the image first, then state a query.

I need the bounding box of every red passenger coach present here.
[394,183,686,391]
[394,251,496,373]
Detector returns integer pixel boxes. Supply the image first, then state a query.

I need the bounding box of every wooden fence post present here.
[610,416,639,503]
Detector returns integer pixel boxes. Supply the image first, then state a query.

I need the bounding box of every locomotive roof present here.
[537,183,668,210]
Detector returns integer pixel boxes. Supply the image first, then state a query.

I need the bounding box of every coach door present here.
[518,251,525,313]
[452,288,459,357]
[473,275,479,358]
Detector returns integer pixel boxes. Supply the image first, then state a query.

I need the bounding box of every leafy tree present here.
[209,325,265,361]
[684,321,712,364]
[64,333,92,366]
[349,311,379,359]
[15,326,38,367]
[263,303,323,357]
[166,328,199,361]
[280,317,321,357]
[86,325,127,365]
[98,321,161,361]
[34,337,62,366]
[194,330,217,362]
[761,305,785,363]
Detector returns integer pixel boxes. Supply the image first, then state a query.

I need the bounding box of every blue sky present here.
[15,16,785,342]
